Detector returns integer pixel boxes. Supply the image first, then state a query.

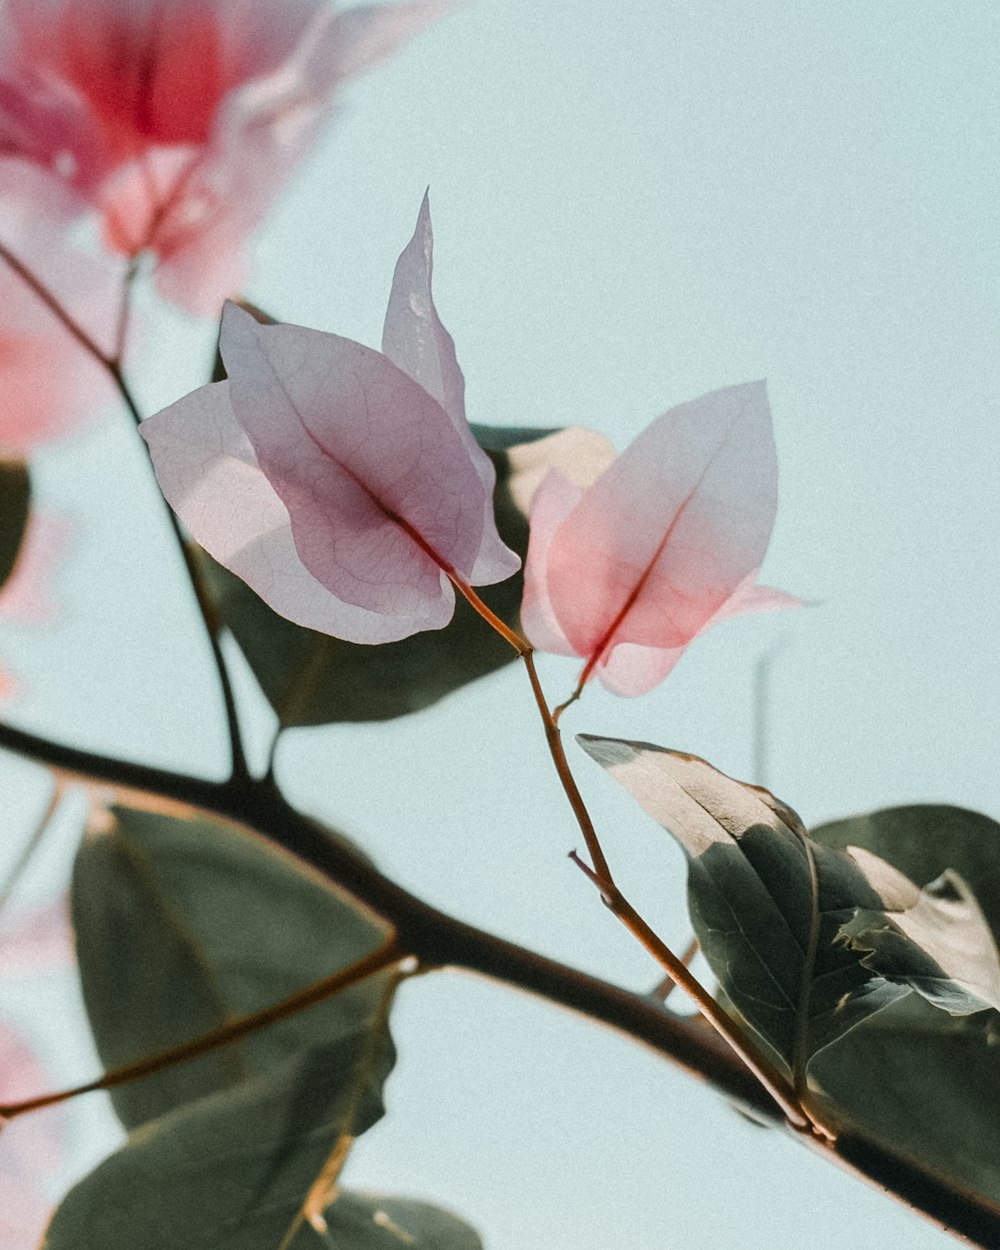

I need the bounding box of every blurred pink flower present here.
[0,163,116,453]
[0,895,74,1249]
[521,381,799,697]
[0,0,446,314]
[0,1026,61,1246]
[141,194,519,642]
[0,893,75,973]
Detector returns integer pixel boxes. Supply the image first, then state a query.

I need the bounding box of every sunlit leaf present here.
[72,803,393,1129]
[577,736,1000,1074]
[807,804,1000,1204]
[813,804,1000,937]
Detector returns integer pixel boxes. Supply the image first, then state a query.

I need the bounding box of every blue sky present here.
[3,3,999,1246]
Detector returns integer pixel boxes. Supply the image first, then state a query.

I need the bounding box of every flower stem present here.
[520,650,615,886]
[0,718,994,1245]
[0,936,405,1120]
[0,781,63,916]
[0,241,110,364]
[454,573,814,1131]
[445,576,613,883]
[448,574,528,654]
[569,850,811,1132]
[0,241,249,782]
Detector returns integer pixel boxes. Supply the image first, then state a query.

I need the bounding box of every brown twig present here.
[1,936,405,1119]
[0,721,997,1245]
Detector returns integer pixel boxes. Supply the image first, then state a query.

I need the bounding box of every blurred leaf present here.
[577,737,1000,1075]
[0,460,30,589]
[315,1191,484,1249]
[808,805,1000,1204]
[199,424,556,725]
[43,1020,397,1250]
[72,804,393,1129]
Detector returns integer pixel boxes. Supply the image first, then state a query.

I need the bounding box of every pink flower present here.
[0,893,75,973]
[0,1025,62,1247]
[0,163,116,453]
[0,0,447,313]
[141,194,519,643]
[521,381,799,697]
[0,896,75,1250]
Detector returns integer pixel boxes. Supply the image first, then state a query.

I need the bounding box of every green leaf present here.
[43,1020,399,1250]
[812,804,1000,938]
[200,424,573,726]
[576,737,1000,1075]
[809,997,1000,1205]
[314,1192,484,1249]
[837,864,1000,1014]
[807,805,1000,1204]
[0,459,30,589]
[72,803,393,1129]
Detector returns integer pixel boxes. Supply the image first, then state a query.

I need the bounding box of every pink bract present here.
[141,195,519,644]
[521,381,799,697]
[0,0,447,314]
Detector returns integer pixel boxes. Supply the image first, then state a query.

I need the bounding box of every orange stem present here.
[0,936,404,1121]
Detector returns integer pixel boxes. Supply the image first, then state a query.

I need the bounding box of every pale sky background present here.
[2,2,999,1247]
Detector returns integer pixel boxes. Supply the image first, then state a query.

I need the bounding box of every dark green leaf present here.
[200,424,573,726]
[807,804,1000,1204]
[72,804,393,1129]
[812,804,1000,938]
[577,737,1000,1075]
[43,1020,399,1250]
[810,997,1000,1205]
[311,1192,483,1249]
[0,459,30,589]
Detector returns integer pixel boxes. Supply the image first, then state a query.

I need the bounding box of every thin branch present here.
[520,650,614,885]
[113,257,141,363]
[0,241,111,364]
[569,850,812,1132]
[1,718,998,1247]
[171,543,250,782]
[1,935,405,1119]
[0,780,63,916]
[449,573,528,654]
[0,241,250,782]
[650,937,699,1002]
[0,716,777,1121]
